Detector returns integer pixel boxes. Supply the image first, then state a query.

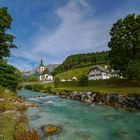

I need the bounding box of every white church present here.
[38,60,53,81]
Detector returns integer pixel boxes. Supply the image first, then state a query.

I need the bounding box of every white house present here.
[88,65,110,80]
[38,60,53,81]
[110,69,120,78]
[72,76,77,81]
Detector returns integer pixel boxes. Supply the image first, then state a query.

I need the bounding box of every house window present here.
[90,74,95,77]
[96,74,101,76]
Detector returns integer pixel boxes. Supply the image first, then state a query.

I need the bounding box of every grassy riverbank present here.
[26,79,140,95]
[0,86,40,140]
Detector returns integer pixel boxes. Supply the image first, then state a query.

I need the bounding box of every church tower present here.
[39,59,45,73]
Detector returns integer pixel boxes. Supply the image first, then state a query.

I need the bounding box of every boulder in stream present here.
[42,124,62,136]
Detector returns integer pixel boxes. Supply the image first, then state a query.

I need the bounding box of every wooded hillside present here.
[53,51,109,75]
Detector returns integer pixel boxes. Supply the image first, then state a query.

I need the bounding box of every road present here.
[22,81,53,86]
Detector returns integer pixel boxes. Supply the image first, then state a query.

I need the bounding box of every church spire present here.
[40,59,44,67]
[41,59,43,65]
[39,59,45,73]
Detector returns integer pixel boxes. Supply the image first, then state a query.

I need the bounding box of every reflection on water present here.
[19,89,140,140]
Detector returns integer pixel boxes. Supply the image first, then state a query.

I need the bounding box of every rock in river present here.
[42,124,62,136]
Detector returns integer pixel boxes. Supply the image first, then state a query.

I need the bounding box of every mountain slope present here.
[54,66,92,80]
[53,51,109,75]
[22,64,59,78]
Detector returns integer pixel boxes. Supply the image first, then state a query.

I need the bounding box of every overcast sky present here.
[1,0,140,70]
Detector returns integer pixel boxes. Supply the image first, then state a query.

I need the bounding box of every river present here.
[18,89,140,140]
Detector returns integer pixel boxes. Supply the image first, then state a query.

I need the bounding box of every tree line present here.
[53,51,109,75]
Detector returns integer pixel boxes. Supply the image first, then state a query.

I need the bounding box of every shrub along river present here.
[18,89,140,140]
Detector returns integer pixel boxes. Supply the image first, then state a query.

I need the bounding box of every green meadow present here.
[27,79,140,95]
[54,66,92,80]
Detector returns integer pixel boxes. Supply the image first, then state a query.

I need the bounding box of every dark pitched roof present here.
[40,68,52,75]
[88,65,110,74]
[110,70,120,74]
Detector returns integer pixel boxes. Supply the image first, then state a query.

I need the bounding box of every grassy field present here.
[28,79,140,95]
[0,86,40,140]
[54,65,92,79]
[0,87,17,111]
[56,80,140,95]
[0,112,16,140]
[0,87,17,140]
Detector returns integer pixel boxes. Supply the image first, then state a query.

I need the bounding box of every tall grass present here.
[0,86,40,140]
[15,129,40,140]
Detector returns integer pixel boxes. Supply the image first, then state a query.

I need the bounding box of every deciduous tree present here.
[0,61,22,91]
[108,14,140,79]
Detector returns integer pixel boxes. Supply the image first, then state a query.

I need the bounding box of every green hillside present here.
[53,51,109,75]
[54,65,92,80]
[54,63,111,80]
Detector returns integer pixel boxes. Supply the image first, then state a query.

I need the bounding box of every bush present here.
[24,76,38,82]
[126,60,140,80]
[46,86,52,93]
[0,61,22,91]
[54,77,60,87]
[78,75,88,86]
[24,85,33,90]
[33,84,44,92]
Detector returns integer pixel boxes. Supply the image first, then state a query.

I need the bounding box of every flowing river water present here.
[18,89,140,140]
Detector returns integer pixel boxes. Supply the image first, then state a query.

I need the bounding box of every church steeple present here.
[40,59,44,67]
[40,59,43,66]
[39,59,45,73]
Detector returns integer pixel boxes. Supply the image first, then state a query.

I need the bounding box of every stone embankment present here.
[48,91,140,110]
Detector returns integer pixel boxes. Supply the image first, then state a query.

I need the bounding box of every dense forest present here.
[53,51,109,75]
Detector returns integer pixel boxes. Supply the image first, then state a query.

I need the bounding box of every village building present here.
[110,69,120,78]
[88,65,120,80]
[72,76,77,81]
[38,60,53,81]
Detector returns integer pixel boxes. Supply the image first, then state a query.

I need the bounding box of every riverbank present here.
[24,88,140,110]
[0,86,40,140]
[19,89,140,140]
[48,91,140,110]
[24,79,140,110]
[25,79,140,94]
